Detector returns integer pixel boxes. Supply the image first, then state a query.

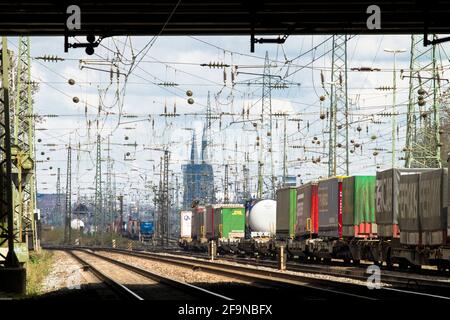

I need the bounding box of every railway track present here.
[90,247,450,301]
[65,249,233,300]
[165,250,450,292]
[67,250,144,300]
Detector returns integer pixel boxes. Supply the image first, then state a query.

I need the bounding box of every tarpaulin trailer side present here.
[205,205,215,240]
[276,187,297,240]
[419,168,448,246]
[191,206,205,240]
[398,173,420,245]
[342,176,377,238]
[296,182,318,238]
[318,177,344,239]
[376,168,435,238]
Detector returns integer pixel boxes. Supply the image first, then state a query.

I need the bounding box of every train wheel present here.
[411,264,421,272]
[398,260,408,270]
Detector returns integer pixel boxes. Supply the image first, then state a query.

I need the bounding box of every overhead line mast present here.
[405,35,442,168]
[94,134,103,237]
[0,36,20,267]
[328,35,349,176]
[258,51,275,199]
[12,36,38,250]
[64,145,72,244]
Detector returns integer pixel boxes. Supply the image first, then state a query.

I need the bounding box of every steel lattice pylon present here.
[258,51,275,199]
[159,150,170,245]
[405,35,442,168]
[105,135,114,231]
[328,35,349,177]
[64,146,72,244]
[0,37,19,267]
[224,163,229,203]
[94,134,103,234]
[55,167,61,225]
[12,36,37,250]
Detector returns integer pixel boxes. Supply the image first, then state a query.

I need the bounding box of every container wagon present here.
[238,199,277,257]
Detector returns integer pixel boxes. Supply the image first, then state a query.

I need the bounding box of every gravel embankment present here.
[41,250,99,293]
[96,250,253,285]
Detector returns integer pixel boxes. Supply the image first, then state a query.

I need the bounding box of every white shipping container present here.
[180,211,192,238]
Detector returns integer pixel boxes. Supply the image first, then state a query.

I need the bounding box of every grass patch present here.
[25,250,54,296]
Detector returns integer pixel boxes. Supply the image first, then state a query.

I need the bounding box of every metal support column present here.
[328,35,349,176]
[64,146,72,244]
[0,36,19,267]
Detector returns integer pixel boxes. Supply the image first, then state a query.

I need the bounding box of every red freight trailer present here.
[205,205,215,240]
[191,206,205,241]
[296,182,318,238]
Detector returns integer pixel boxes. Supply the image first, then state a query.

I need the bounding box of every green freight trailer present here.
[276,187,297,240]
[206,204,245,239]
[342,176,377,238]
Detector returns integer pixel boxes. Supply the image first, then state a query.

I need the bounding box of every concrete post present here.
[209,240,217,261]
[278,245,286,271]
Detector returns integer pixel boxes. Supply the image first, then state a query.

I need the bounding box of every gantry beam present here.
[0,1,449,36]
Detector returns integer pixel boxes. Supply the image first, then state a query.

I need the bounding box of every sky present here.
[5,34,449,205]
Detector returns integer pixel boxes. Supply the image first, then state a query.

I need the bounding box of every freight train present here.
[179,167,450,271]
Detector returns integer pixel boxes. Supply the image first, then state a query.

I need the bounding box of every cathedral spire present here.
[201,124,208,163]
[190,130,198,164]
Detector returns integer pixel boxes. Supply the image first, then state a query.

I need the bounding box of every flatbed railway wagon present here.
[238,199,277,257]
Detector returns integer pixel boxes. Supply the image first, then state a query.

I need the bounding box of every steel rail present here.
[95,247,379,300]
[74,248,233,301]
[166,250,450,291]
[102,247,450,300]
[67,250,144,300]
